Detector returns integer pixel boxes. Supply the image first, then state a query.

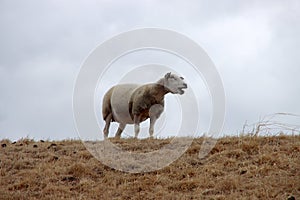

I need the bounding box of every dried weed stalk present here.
[242,113,300,136]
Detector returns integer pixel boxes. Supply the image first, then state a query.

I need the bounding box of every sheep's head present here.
[163,72,187,95]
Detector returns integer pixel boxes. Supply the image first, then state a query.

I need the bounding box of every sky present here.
[0,0,299,141]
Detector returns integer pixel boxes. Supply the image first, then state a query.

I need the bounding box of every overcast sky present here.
[0,0,299,141]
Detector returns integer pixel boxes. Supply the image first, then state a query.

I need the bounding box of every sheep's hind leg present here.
[115,123,126,138]
[103,113,112,138]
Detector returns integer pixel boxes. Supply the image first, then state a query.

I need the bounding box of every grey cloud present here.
[0,1,299,139]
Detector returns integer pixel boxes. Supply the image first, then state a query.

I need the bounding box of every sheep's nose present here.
[183,83,187,88]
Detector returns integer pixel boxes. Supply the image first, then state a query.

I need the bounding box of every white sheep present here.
[102,72,187,138]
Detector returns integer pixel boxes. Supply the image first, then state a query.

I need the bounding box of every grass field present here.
[0,135,299,199]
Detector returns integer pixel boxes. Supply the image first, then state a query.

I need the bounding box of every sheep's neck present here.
[152,84,169,102]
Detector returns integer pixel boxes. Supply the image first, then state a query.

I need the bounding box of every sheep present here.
[102,72,187,138]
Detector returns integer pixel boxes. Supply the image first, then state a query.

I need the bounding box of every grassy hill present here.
[0,135,299,199]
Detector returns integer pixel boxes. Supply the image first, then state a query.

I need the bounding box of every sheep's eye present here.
[180,77,184,80]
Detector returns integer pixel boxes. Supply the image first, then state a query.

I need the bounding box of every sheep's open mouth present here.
[178,86,187,94]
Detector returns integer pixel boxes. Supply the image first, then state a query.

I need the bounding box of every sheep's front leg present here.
[149,116,157,138]
[149,104,164,138]
[134,115,141,138]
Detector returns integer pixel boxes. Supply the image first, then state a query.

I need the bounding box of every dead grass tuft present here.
[67,163,91,178]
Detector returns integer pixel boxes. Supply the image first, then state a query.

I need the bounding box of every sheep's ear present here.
[165,72,171,79]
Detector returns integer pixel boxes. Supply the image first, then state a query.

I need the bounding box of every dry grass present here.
[0,135,299,199]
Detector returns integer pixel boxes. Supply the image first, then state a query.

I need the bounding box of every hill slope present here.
[0,135,299,199]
